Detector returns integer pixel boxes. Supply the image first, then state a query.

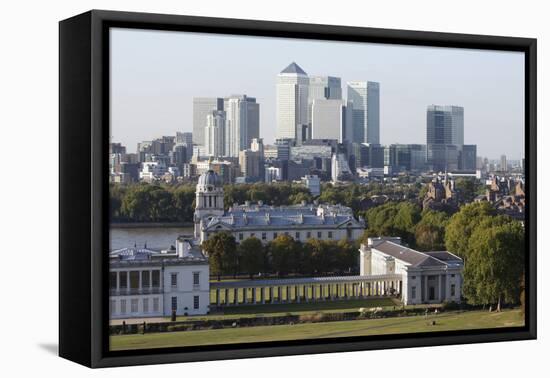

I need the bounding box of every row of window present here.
[110,270,161,290]
[111,297,160,315]
[111,270,202,291]
[236,230,335,241]
[171,296,200,311]
[170,271,201,289]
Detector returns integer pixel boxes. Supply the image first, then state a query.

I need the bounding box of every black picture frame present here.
[59,9,537,368]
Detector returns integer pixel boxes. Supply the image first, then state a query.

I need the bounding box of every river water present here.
[110,226,194,251]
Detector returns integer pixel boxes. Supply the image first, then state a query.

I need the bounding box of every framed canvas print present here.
[59,10,536,368]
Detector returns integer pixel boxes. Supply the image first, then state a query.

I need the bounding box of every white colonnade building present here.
[359,237,464,305]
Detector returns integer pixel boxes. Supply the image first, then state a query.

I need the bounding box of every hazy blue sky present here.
[110,28,525,160]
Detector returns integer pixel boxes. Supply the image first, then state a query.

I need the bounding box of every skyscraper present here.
[500,154,508,172]
[346,81,380,144]
[426,105,464,146]
[193,97,224,146]
[426,105,465,172]
[311,99,346,141]
[276,62,309,140]
[224,95,260,158]
[204,110,226,157]
[308,75,342,125]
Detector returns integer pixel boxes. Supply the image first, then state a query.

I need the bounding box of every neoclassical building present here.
[109,237,210,319]
[194,170,365,244]
[359,237,463,305]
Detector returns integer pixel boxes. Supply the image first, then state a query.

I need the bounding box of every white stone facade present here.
[109,238,210,319]
[359,237,463,305]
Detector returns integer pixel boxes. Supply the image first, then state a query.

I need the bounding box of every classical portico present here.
[359,237,464,305]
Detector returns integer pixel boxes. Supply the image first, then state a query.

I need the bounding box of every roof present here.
[197,170,222,187]
[372,241,456,268]
[280,62,307,75]
[109,247,162,261]
[204,213,362,229]
[110,244,208,265]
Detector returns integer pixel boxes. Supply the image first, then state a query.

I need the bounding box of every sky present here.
[110,28,525,160]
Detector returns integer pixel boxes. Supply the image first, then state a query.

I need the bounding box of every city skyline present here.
[110,28,525,159]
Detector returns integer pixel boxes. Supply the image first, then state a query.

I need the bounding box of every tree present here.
[463,219,525,310]
[415,210,449,251]
[238,237,265,278]
[304,239,333,274]
[335,239,358,273]
[454,177,478,203]
[172,185,195,222]
[268,235,299,276]
[365,202,420,245]
[444,202,496,259]
[201,232,237,280]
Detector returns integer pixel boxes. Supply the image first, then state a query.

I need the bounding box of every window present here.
[295,232,300,239]
[250,233,255,238]
[120,299,127,314]
[317,231,322,238]
[239,233,243,241]
[328,231,333,239]
[110,300,116,315]
[411,286,416,299]
[171,296,178,311]
[143,298,149,313]
[153,298,160,312]
[451,274,456,278]
[411,276,416,280]
[171,273,178,288]
[152,270,160,288]
[451,284,456,297]
[141,271,150,287]
[110,272,117,290]
[193,272,200,286]
[119,272,128,289]
[307,231,311,238]
[131,299,138,313]
[262,232,267,240]
[193,296,200,309]
[130,271,140,289]
[273,232,278,239]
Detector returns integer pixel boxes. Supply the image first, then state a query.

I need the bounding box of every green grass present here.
[168,297,397,322]
[110,309,524,351]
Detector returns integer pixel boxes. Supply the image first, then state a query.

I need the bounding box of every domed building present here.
[193,170,365,245]
[194,170,225,238]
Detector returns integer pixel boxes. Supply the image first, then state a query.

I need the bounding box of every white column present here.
[295,286,300,303]
[269,287,274,303]
[312,285,317,301]
[320,285,325,301]
[438,274,442,302]
[261,287,265,304]
[277,287,282,303]
[286,286,291,303]
[424,276,428,303]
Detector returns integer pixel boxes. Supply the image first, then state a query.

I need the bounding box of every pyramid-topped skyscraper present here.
[276,62,309,140]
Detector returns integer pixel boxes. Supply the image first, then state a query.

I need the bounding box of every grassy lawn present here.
[110,309,524,351]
